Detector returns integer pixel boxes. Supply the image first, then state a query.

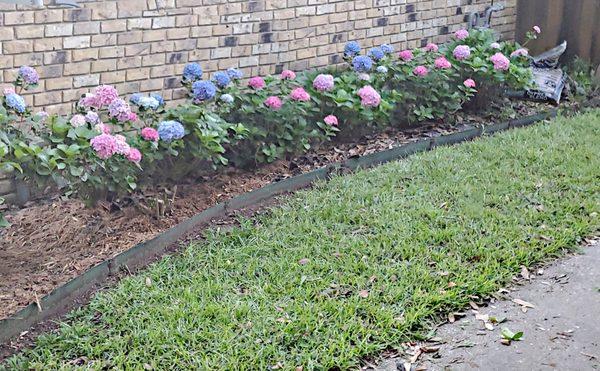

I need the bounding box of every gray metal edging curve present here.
[0,109,558,343]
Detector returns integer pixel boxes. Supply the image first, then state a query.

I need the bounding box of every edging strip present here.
[0,109,558,344]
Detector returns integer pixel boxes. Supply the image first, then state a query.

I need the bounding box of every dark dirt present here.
[371,237,600,371]
[0,102,544,321]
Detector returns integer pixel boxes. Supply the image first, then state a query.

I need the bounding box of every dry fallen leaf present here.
[512,298,535,308]
[298,258,310,265]
[358,290,369,298]
[520,266,530,280]
[469,301,479,310]
[145,277,152,287]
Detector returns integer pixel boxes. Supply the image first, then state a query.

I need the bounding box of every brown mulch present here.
[0,102,544,320]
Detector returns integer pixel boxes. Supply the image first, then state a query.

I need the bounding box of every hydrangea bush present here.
[0,26,537,208]
[444,27,534,109]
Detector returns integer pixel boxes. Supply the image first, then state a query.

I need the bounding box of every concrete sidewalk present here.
[374,238,600,371]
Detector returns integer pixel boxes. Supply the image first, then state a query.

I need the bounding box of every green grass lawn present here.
[5,111,600,370]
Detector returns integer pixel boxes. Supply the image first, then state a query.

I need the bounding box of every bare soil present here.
[0,103,543,321]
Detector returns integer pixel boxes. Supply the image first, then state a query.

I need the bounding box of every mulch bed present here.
[0,101,546,320]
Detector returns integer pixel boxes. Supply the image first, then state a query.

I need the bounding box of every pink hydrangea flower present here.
[313,74,334,92]
[126,148,142,163]
[128,112,138,122]
[533,26,541,34]
[324,115,338,126]
[357,73,371,81]
[510,48,529,58]
[455,29,469,40]
[290,87,310,102]
[264,96,283,110]
[90,134,118,159]
[79,93,98,109]
[114,134,131,155]
[424,43,439,52]
[36,111,49,122]
[463,79,476,88]
[3,87,15,96]
[434,57,452,69]
[398,49,414,61]
[248,76,266,89]
[281,70,296,80]
[413,66,429,77]
[490,42,501,49]
[141,127,159,141]
[70,114,86,128]
[94,123,111,134]
[490,52,510,70]
[453,45,471,60]
[357,85,381,108]
[92,85,119,107]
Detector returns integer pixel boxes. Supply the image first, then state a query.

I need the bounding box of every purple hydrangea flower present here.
[380,44,394,54]
[108,98,133,122]
[18,66,39,85]
[352,55,373,73]
[453,45,471,60]
[313,74,334,92]
[158,120,185,142]
[183,63,203,82]
[5,93,26,113]
[191,80,217,101]
[344,41,361,57]
[85,111,100,124]
[368,47,385,61]
[226,67,244,80]
[129,93,143,105]
[212,71,231,88]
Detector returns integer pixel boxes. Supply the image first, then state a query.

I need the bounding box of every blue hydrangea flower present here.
[150,93,164,106]
[191,80,217,102]
[368,47,385,61]
[376,66,389,74]
[138,96,160,110]
[381,44,394,54]
[183,63,203,82]
[212,71,231,88]
[344,41,361,57]
[129,93,143,105]
[158,120,185,142]
[352,55,373,73]
[220,94,234,104]
[226,67,243,80]
[5,93,26,113]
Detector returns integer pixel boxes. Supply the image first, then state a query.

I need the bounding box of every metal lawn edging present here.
[0,109,558,344]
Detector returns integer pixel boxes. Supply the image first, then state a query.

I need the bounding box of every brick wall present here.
[0,0,517,115]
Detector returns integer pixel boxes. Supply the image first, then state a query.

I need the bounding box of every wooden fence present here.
[516,0,600,66]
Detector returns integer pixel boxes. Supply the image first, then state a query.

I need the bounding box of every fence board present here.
[516,0,600,66]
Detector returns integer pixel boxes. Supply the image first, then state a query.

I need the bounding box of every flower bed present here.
[0,27,545,319]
